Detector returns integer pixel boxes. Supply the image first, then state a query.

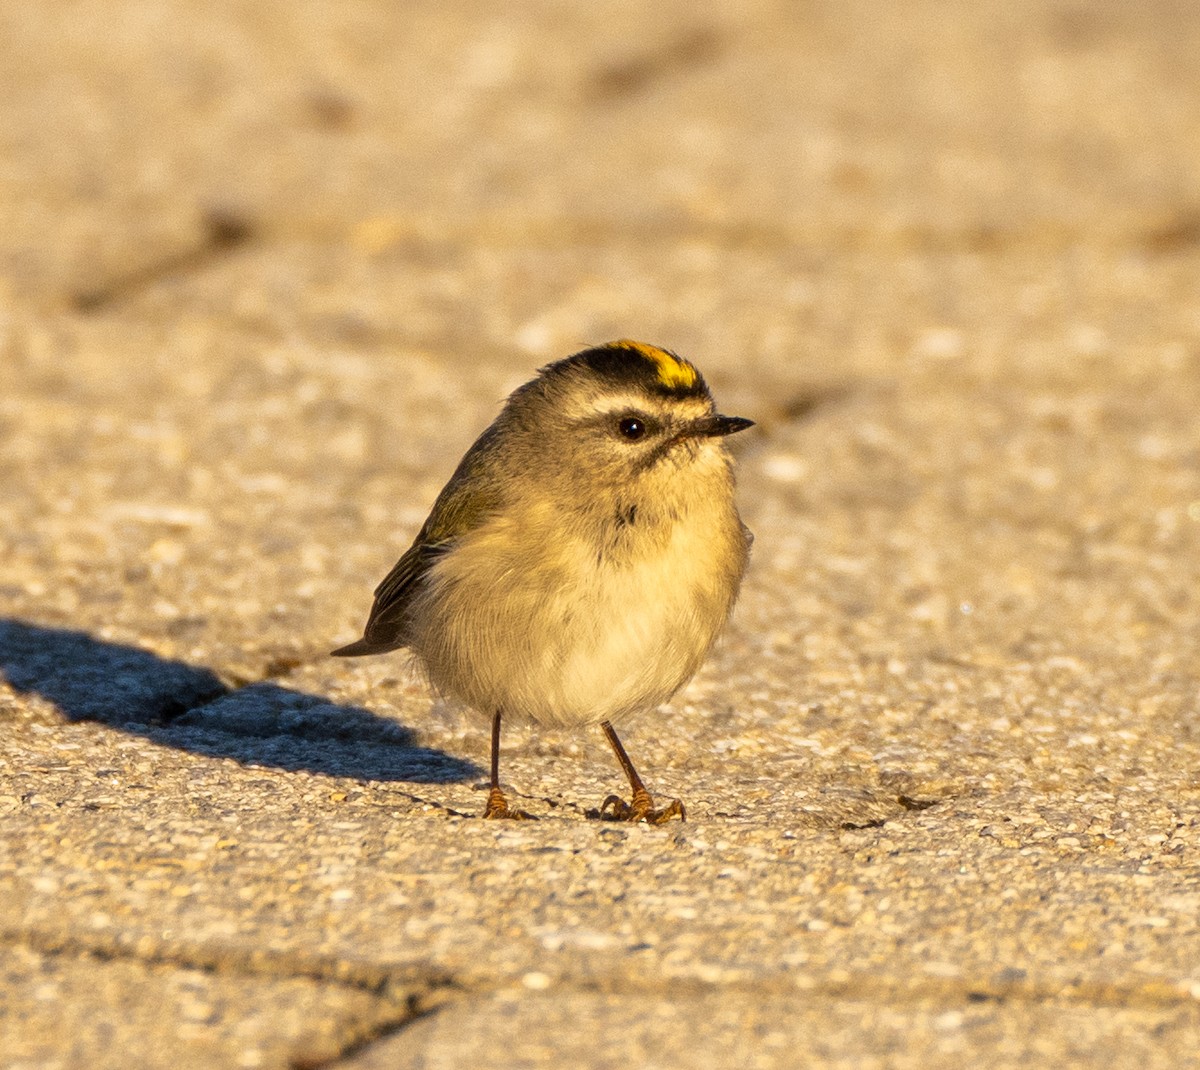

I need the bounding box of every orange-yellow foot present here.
[599,787,686,824]
[482,786,536,820]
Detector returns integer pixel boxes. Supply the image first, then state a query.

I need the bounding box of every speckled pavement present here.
[3,2,1200,1067]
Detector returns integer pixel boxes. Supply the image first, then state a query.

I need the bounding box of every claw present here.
[482,786,537,821]
[598,787,685,824]
[599,794,626,818]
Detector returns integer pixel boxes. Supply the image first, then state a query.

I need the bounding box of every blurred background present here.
[6,1,1199,353]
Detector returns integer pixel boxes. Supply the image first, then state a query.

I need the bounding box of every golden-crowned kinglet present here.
[333,340,753,822]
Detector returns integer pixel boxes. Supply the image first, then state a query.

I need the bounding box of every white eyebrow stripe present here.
[565,394,711,422]
[581,395,658,416]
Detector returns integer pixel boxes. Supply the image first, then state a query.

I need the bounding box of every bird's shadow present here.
[0,618,478,784]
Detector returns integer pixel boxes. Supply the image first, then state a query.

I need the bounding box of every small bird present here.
[332,340,753,822]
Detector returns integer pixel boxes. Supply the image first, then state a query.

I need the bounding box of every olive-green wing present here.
[329,536,439,656]
[331,435,502,657]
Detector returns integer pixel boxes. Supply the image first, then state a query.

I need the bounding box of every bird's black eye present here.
[618,416,646,440]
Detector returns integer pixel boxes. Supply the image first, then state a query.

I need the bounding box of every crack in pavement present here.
[71,205,257,313]
[0,923,460,1069]
[4,921,1199,1068]
[0,923,454,996]
[6,922,1199,1015]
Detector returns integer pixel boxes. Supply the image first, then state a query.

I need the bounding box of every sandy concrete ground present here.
[2,1,1199,1066]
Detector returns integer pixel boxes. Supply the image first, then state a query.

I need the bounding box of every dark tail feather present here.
[330,637,403,657]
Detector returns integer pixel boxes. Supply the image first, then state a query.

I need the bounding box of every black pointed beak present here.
[693,414,755,438]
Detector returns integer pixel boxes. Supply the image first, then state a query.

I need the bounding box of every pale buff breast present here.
[408,480,747,727]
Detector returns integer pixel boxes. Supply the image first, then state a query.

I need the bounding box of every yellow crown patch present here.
[610,339,699,390]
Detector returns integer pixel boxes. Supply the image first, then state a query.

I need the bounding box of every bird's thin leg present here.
[598,720,685,824]
[482,710,535,820]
